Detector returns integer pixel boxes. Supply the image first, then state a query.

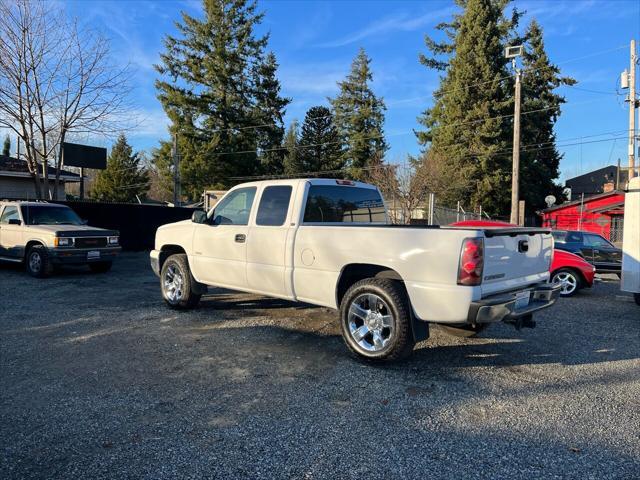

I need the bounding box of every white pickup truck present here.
[151,179,560,361]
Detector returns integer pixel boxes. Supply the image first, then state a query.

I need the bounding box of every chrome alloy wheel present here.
[347,293,395,352]
[553,271,577,296]
[163,264,184,302]
[29,251,42,273]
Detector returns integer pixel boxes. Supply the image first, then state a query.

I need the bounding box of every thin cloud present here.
[317,7,453,48]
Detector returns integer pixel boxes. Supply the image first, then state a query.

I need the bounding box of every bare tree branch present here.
[0,0,134,199]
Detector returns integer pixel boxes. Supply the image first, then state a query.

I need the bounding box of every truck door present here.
[191,187,257,289]
[569,232,593,262]
[246,183,296,298]
[584,233,620,271]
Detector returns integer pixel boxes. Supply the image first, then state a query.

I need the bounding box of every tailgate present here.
[481,228,553,296]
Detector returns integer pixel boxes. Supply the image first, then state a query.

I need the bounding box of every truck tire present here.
[26,245,53,278]
[89,261,112,273]
[634,293,640,307]
[439,324,488,338]
[339,278,415,362]
[160,254,201,309]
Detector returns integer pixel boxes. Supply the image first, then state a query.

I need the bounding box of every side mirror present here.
[8,218,21,225]
[192,210,207,224]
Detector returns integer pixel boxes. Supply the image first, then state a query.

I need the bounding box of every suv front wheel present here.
[26,245,53,278]
[160,254,201,309]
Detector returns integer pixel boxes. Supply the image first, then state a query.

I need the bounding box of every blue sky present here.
[58,0,640,183]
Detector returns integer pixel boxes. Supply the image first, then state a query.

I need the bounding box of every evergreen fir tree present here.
[298,106,343,174]
[92,135,148,203]
[2,135,10,156]
[330,48,387,180]
[154,0,281,196]
[283,120,302,175]
[519,20,575,211]
[415,0,519,214]
[252,51,291,175]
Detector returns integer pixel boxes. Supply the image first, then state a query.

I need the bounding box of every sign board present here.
[62,142,107,170]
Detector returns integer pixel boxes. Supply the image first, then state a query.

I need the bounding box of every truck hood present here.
[26,224,119,237]
[158,219,192,230]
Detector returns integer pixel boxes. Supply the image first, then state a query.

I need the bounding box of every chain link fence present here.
[384,192,487,226]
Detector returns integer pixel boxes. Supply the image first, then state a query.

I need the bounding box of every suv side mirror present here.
[192,210,207,224]
[8,218,21,225]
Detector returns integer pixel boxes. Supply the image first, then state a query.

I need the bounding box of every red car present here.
[450,220,595,297]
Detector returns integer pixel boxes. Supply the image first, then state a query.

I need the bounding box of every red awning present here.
[586,200,625,214]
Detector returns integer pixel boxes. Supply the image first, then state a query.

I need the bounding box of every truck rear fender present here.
[335,263,428,342]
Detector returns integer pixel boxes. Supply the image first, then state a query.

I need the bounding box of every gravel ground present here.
[1,252,639,479]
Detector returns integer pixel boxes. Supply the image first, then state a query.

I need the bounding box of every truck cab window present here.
[584,234,612,248]
[212,187,257,225]
[566,232,582,243]
[303,186,386,223]
[256,186,292,226]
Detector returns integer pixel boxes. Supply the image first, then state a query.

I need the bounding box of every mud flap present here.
[411,314,429,342]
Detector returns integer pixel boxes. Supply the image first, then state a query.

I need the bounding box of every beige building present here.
[0,155,80,200]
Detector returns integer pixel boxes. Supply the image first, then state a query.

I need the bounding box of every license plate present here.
[514,291,530,310]
[87,250,100,260]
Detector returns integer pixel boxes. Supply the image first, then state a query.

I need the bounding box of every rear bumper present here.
[49,246,121,265]
[468,283,561,324]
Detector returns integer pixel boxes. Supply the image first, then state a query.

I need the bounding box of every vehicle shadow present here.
[200,290,320,312]
[194,289,640,369]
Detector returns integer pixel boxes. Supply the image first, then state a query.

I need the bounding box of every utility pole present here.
[628,39,637,179]
[622,39,638,181]
[505,45,524,225]
[79,167,84,200]
[510,69,522,224]
[172,133,180,206]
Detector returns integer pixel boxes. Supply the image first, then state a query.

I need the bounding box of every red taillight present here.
[457,237,484,286]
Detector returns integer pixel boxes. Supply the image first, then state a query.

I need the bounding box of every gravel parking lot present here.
[1,252,639,479]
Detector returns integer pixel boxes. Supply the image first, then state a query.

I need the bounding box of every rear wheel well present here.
[336,264,403,307]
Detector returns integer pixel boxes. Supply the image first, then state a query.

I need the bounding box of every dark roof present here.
[565,165,628,197]
[0,155,80,179]
[542,189,624,213]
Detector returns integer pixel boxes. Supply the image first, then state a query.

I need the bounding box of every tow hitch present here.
[505,314,536,330]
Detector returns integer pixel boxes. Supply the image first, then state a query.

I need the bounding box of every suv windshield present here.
[21,205,83,226]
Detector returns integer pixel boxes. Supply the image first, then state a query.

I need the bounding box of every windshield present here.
[21,206,83,225]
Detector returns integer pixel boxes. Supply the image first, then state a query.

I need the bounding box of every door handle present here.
[235,234,246,243]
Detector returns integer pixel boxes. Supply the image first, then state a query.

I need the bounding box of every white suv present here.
[0,201,121,277]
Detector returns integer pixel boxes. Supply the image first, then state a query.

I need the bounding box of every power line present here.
[563,85,620,96]
[185,44,627,137]
[226,135,627,182]
[150,96,616,161]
